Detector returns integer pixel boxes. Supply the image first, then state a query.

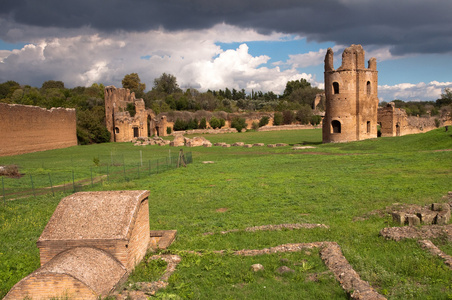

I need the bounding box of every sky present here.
[0,0,451,102]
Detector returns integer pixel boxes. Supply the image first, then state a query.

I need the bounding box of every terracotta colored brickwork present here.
[126,198,151,270]
[377,102,408,137]
[0,103,77,157]
[37,191,150,272]
[323,45,379,143]
[105,86,168,142]
[5,273,97,300]
[378,102,439,137]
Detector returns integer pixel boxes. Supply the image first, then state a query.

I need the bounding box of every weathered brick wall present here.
[4,273,97,300]
[323,45,378,143]
[126,198,150,271]
[0,103,77,157]
[38,240,126,267]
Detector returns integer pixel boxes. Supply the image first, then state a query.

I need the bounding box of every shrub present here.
[283,110,295,125]
[273,112,283,125]
[209,117,220,129]
[173,118,187,131]
[210,117,225,129]
[167,127,172,134]
[252,121,259,130]
[259,116,270,127]
[296,105,313,124]
[310,115,322,126]
[231,117,247,132]
[126,103,136,117]
[435,118,441,128]
[199,117,207,129]
[219,118,225,128]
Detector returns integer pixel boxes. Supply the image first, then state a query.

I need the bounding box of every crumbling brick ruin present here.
[0,103,77,156]
[378,102,440,137]
[377,102,409,137]
[105,86,167,142]
[322,45,379,143]
[4,190,178,300]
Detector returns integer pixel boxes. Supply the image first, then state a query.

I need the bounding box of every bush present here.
[231,117,247,132]
[283,110,295,125]
[259,116,270,127]
[273,112,283,125]
[252,121,259,130]
[296,105,313,124]
[167,127,172,134]
[209,117,220,129]
[310,115,322,126]
[209,117,225,129]
[199,117,207,129]
[173,118,187,131]
[435,118,441,128]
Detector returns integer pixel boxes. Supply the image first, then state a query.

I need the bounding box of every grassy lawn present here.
[1,128,451,299]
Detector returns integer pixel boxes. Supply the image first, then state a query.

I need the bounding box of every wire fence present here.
[1,151,192,203]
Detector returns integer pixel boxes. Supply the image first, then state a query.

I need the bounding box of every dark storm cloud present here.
[1,0,451,55]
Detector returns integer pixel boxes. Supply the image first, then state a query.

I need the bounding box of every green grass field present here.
[1,128,452,299]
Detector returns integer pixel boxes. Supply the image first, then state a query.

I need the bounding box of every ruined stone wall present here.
[377,102,438,137]
[323,45,379,143]
[105,86,161,142]
[0,103,77,157]
[377,103,409,137]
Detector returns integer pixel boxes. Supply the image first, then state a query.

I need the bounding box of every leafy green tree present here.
[153,73,181,95]
[41,80,65,90]
[230,117,247,132]
[273,112,283,125]
[76,106,111,144]
[122,73,146,98]
[0,81,20,102]
[259,116,270,127]
[437,88,452,107]
[283,78,311,98]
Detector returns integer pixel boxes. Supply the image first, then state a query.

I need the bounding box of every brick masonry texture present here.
[0,103,77,156]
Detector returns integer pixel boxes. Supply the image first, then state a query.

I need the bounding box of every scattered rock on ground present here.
[251,264,264,272]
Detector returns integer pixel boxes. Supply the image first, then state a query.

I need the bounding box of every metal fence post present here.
[30,174,36,198]
[72,170,75,192]
[2,177,5,204]
[148,160,151,175]
[48,173,54,197]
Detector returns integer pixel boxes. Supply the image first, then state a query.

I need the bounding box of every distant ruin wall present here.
[0,103,77,157]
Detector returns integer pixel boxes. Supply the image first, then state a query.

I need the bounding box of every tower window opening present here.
[332,120,341,133]
[333,82,340,94]
[367,121,371,133]
[367,81,371,96]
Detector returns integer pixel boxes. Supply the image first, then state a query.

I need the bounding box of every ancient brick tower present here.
[322,44,379,143]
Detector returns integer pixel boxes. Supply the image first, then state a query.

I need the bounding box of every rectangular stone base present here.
[149,230,177,250]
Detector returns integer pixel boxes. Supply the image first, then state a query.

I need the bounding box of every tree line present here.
[1,74,451,144]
